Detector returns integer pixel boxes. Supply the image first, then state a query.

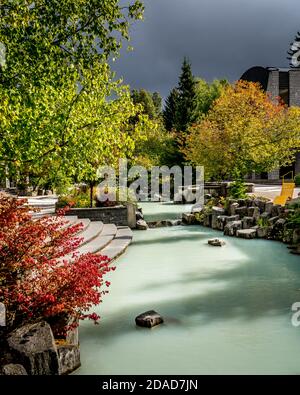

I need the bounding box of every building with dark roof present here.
[241,66,300,181]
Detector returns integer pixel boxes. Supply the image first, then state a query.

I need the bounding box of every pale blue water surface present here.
[76,204,300,375]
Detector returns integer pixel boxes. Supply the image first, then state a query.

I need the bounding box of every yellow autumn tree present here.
[183,81,300,180]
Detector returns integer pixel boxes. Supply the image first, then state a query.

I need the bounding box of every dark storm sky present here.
[113,0,300,98]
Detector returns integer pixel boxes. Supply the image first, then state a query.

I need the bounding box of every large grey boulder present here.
[260,212,271,220]
[135,311,164,328]
[293,229,300,245]
[271,204,283,218]
[136,219,148,230]
[191,203,203,213]
[242,216,255,229]
[253,199,268,212]
[235,207,248,218]
[269,216,280,225]
[148,220,182,228]
[1,364,28,375]
[7,321,59,375]
[136,211,144,221]
[148,221,163,228]
[224,220,242,236]
[265,201,273,214]
[270,218,286,240]
[48,315,79,347]
[257,227,270,239]
[182,213,197,225]
[57,345,80,375]
[229,203,239,216]
[215,215,229,231]
[211,207,226,229]
[237,229,257,239]
[202,213,212,227]
[166,219,182,227]
[212,207,225,216]
[247,207,260,220]
[225,215,240,224]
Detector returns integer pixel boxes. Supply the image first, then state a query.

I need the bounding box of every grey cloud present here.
[113,0,300,98]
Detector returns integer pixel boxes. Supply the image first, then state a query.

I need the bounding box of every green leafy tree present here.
[0,0,144,86]
[184,81,300,180]
[0,0,149,192]
[194,78,228,119]
[131,89,157,119]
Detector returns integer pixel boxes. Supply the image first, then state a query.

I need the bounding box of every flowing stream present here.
[76,203,300,375]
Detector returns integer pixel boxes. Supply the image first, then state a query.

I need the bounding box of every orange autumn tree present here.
[183,81,300,180]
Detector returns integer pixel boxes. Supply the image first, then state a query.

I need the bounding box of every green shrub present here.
[56,188,93,209]
[286,209,300,229]
[257,217,269,228]
[228,179,247,199]
[295,174,300,186]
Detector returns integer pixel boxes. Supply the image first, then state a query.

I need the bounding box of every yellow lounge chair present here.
[273,172,295,206]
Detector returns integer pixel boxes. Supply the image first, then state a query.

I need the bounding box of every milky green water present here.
[76,204,300,375]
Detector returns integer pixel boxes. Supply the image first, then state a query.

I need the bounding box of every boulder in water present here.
[136,219,148,230]
[208,239,226,247]
[135,311,164,328]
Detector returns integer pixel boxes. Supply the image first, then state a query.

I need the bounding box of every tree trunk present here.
[90,183,94,208]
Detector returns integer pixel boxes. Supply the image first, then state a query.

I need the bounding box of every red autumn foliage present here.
[0,193,114,330]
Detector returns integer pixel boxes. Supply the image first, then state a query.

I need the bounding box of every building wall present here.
[290,70,300,177]
[66,206,128,226]
[289,70,300,107]
[267,70,279,101]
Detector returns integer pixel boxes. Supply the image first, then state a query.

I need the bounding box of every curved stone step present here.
[76,224,117,255]
[74,218,91,233]
[59,216,79,229]
[59,217,91,233]
[100,226,133,261]
[77,221,104,246]
[31,208,56,218]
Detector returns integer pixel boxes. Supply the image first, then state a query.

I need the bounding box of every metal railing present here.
[281,171,294,184]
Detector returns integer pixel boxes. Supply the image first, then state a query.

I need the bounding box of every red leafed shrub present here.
[0,193,114,330]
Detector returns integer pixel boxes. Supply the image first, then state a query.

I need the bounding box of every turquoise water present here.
[76,205,300,375]
[139,201,193,222]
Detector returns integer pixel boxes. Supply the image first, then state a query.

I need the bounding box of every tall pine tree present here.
[176,57,197,133]
[163,58,197,165]
[163,88,179,131]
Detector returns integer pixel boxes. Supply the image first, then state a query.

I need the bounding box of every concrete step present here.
[73,218,91,233]
[77,221,104,246]
[100,226,133,261]
[59,216,79,229]
[58,217,90,233]
[31,208,56,217]
[76,224,117,255]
